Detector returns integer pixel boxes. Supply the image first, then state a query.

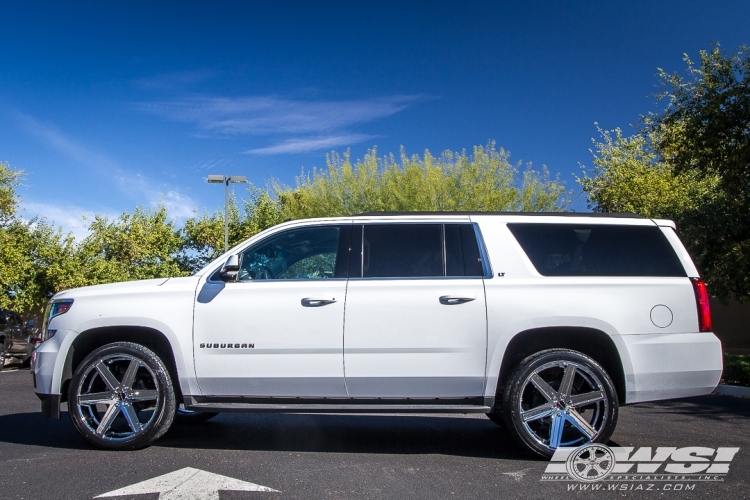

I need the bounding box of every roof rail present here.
[353,211,644,218]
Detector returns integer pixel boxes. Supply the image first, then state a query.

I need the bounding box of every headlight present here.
[41,298,74,342]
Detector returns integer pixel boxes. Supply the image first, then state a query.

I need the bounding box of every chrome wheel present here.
[502,349,618,457]
[75,354,159,441]
[69,342,176,449]
[519,360,608,448]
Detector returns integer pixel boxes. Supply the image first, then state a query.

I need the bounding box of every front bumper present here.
[623,332,723,404]
[31,330,71,419]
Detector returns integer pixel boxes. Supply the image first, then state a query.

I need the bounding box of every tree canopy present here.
[276,144,569,219]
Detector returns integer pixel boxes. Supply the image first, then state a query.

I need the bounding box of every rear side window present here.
[507,223,686,277]
[356,223,485,278]
[363,224,443,278]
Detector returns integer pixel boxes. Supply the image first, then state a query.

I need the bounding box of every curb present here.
[713,384,750,398]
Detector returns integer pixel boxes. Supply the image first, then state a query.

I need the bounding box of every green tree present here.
[275,144,570,220]
[0,163,79,315]
[0,162,22,226]
[579,125,719,218]
[79,206,188,282]
[652,44,750,199]
[0,163,37,312]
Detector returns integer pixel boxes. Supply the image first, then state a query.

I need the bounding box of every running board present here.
[186,402,492,414]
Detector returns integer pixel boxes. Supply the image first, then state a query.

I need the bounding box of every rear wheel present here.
[502,349,618,458]
[68,342,176,450]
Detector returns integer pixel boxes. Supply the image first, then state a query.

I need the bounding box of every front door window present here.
[238,226,343,280]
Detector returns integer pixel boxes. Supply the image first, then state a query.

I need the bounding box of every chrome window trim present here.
[348,275,484,281]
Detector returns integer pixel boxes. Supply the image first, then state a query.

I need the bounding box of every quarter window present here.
[507,223,687,277]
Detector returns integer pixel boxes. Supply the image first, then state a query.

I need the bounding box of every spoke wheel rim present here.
[517,360,609,451]
[75,354,161,442]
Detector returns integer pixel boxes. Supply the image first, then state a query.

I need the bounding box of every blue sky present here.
[1,1,749,238]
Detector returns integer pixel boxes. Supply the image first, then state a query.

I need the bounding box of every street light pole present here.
[207,174,248,254]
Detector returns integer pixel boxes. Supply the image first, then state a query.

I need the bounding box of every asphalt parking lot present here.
[1,365,749,499]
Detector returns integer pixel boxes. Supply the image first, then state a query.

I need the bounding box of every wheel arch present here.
[496,327,627,405]
[60,326,182,403]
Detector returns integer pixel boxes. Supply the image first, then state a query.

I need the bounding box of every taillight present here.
[690,278,712,332]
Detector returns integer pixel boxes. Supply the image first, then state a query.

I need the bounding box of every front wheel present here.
[68,342,176,450]
[501,349,618,458]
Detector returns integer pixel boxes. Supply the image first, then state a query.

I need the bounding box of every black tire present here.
[68,342,176,450]
[174,404,219,423]
[501,349,618,458]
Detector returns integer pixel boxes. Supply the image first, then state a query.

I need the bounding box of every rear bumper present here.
[623,332,723,404]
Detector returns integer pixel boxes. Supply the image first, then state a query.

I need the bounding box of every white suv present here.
[31,213,722,457]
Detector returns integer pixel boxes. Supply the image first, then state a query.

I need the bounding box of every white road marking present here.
[95,467,279,499]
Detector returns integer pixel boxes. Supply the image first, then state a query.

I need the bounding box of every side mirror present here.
[220,254,240,282]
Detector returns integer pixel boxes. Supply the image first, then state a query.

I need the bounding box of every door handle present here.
[301,297,337,307]
[439,295,476,305]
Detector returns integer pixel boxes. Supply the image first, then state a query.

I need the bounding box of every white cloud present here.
[17,113,198,221]
[245,134,375,154]
[138,94,420,135]
[138,93,423,153]
[156,190,198,219]
[21,201,97,241]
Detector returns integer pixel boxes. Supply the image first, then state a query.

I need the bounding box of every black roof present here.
[353,211,644,218]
